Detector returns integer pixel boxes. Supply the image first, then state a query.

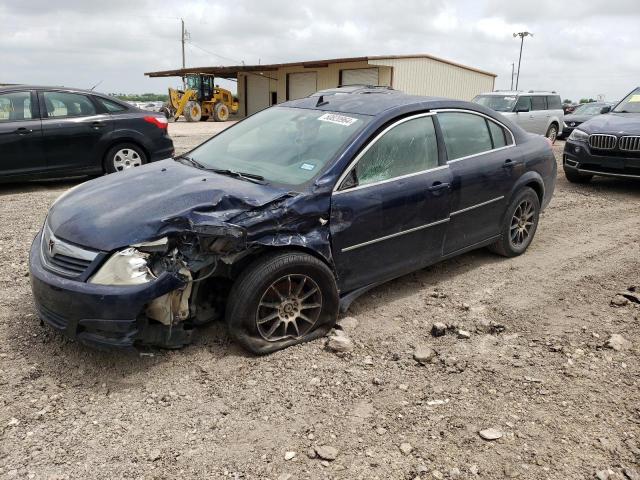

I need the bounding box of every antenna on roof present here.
[89,80,103,91]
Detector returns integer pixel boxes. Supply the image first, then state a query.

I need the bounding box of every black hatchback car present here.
[563,87,640,182]
[0,85,174,182]
[29,93,556,353]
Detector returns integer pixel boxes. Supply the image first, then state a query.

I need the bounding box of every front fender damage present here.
[137,191,333,348]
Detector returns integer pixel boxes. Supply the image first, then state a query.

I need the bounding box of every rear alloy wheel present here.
[545,124,558,144]
[488,187,540,257]
[105,143,147,174]
[226,251,339,354]
[213,102,230,122]
[184,101,202,122]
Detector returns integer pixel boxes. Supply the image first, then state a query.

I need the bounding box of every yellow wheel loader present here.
[161,74,239,122]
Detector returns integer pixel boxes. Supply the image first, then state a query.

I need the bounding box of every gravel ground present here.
[0,127,639,480]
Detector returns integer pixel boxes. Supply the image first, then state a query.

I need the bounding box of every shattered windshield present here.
[612,88,640,113]
[187,106,371,185]
[472,95,517,112]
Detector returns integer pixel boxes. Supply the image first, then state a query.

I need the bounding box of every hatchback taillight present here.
[144,116,168,129]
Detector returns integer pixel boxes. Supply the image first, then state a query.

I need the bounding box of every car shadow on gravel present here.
[346,247,508,316]
[0,178,88,196]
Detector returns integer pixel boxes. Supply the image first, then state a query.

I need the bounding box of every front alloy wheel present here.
[256,274,322,341]
[226,251,339,354]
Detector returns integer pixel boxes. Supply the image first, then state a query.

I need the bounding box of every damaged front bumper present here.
[29,232,194,350]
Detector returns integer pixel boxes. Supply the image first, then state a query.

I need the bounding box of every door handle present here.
[91,121,106,129]
[428,181,450,192]
[15,127,33,135]
[502,158,520,168]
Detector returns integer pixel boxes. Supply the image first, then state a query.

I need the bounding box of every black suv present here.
[563,87,640,182]
[0,86,174,183]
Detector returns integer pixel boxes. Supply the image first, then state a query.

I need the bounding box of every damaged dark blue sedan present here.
[29,91,556,353]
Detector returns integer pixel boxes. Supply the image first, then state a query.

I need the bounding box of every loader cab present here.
[185,75,215,102]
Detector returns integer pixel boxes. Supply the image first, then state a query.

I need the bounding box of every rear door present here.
[513,95,537,133]
[0,90,45,176]
[330,113,452,291]
[435,110,519,254]
[39,90,113,172]
[530,95,548,134]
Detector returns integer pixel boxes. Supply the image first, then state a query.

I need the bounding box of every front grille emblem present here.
[48,238,55,256]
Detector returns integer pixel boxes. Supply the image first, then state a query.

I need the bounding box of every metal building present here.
[146,54,496,117]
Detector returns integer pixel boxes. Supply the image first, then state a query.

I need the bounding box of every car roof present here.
[283,92,497,117]
[0,84,108,97]
[479,91,559,97]
[310,85,399,97]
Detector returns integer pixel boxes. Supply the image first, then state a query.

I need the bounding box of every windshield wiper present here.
[211,168,267,184]
[175,155,207,170]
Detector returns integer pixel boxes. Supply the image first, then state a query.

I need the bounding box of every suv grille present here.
[589,134,617,150]
[619,136,640,152]
[41,224,99,278]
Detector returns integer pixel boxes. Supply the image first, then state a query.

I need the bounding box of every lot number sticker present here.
[318,113,358,126]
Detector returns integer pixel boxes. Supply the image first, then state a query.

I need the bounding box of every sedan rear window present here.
[437,112,494,160]
[188,107,371,185]
[0,91,33,122]
[43,91,96,118]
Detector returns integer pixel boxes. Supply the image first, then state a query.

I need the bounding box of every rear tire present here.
[545,123,558,144]
[488,187,540,258]
[213,103,230,122]
[225,251,339,355]
[104,143,147,174]
[184,101,202,122]
[564,168,593,184]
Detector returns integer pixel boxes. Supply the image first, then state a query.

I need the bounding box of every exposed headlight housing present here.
[90,247,155,285]
[568,128,589,142]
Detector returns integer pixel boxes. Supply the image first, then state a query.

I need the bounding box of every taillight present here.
[144,116,168,129]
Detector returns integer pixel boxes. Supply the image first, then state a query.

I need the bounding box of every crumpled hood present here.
[47,159,294,251]
[578,113,640,135]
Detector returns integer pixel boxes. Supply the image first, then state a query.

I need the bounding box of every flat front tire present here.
[488,187,540,258]
[226,251,339,354]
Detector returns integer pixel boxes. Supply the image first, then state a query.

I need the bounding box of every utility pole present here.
[510,62,515,90]
[181,18,186,69]
[513,32,533,91]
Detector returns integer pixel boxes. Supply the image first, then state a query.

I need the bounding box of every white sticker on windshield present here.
[318,113,358,126]
[300,163,316,171]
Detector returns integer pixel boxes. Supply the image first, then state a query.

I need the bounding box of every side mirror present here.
[600,106,611,114]
[515,105,530,113]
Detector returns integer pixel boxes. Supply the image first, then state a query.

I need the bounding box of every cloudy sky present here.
[2,0,638,102]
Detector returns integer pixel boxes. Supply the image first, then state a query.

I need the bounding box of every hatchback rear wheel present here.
[104,143,147,174]
[225,251,339,354]
[488,187,540,257]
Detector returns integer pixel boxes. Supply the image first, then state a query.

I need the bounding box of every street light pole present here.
[513,31,533,91]
[510,62,515,90]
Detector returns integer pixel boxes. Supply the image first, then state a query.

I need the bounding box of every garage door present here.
[246,74,270,115]
[287,72,317,100]
[341,68,379,86]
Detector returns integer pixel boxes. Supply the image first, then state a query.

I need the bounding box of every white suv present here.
[473,91,564,143]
